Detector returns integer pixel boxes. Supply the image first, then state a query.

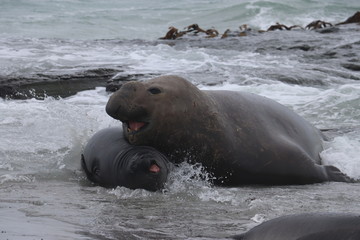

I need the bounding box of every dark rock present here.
[337,11,360,25]
[0,68,119,99]
[289,44,314,51]
[342,63,360,71]
[106,73,159,92]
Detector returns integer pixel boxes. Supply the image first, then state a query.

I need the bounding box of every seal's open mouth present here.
[126,121,148,134]
[149,163,161,173]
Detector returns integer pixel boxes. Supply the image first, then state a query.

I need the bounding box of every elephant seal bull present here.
[81,127,170,191]
[105,75,351,185]
[232,213,360,240]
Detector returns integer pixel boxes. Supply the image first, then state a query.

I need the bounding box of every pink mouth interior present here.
[128,121,146,131]
[149,164,160,173]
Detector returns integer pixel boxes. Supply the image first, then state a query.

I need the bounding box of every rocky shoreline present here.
[159,11,360,40]
[1,11,358,100]
[0,68,157,100]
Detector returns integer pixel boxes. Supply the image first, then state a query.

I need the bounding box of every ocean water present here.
[0,0,359,40]
[0,0,360,239]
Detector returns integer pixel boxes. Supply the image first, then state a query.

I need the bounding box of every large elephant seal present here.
[81,127,171,191]
[106,75,351,185]
[232,213,360,240]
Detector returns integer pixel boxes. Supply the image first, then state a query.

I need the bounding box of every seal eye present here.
[148,87,162,95]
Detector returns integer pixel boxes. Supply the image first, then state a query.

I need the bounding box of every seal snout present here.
[106,81,144,120]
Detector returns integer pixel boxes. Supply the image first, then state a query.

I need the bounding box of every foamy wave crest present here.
[108,186,154,199]
[165,162,214,192]
[103,162,223,201]
[251,213,266,223]
[197,187,245,206]
[0,174,35,184]
[96,162,240,206]
[0,88,118,176]
[321,135,360,180]
[0,163,13,171]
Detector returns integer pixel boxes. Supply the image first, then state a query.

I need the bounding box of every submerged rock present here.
[0,69,154,100]
[337,11,360,25]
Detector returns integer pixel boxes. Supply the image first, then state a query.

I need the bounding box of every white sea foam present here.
[251,214,266,223]
[321,136,360,180]
[108,186,154,199]
[165,162,213,192]
[0,174,35,184]
[0,88,118,177]
[0,163,13,171]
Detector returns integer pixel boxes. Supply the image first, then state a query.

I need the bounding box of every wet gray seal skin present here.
[106,75,351,186]
[232,213,360,240]
[81,127,171,191]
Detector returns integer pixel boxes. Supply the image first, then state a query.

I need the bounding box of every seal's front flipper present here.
[324,165,354,183]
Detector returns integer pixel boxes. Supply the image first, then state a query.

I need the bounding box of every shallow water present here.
[1,0,360,239]
[1,83,359,239]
